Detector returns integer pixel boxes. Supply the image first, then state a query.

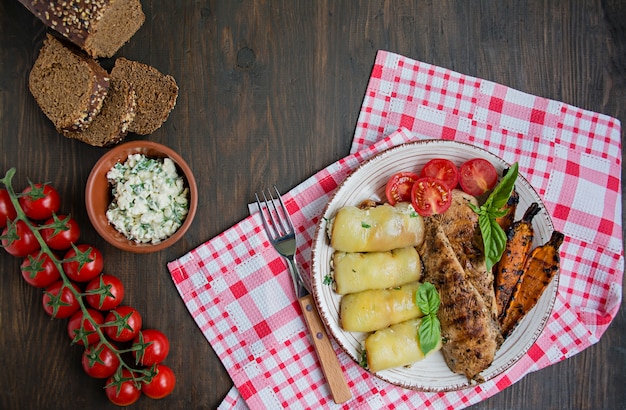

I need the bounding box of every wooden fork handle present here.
[298,294,352,404]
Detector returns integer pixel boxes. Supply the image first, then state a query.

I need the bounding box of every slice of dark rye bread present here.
[29,34,110,132]
[61,78,136,147]
[18,0,145,59]
[110,58,179,135]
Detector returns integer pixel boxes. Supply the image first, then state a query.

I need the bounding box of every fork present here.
[256,186,352,404]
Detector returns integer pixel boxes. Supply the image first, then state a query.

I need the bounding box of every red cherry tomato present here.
[0,189,17,228]
[420,158,459,190]
[82,343,120,379]
[410,177,452,217]
[85,274,125,311]
[42,280,81,319]
[67,308,104,346]
[19,183,60,221]
[2,220,40,257]
[41,215,80,250]
[105,369,142,406]
[385,172,420,205]
[104,306,142,342]
[458,158,498,196]
[62,244,103,282]
[142,364,176,400]
[20,251,61,288]
[133,329,170,366]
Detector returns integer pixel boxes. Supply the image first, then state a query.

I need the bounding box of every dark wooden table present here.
[1,1,624,409]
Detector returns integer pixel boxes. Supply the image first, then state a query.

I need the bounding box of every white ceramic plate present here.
[311,140,558,391]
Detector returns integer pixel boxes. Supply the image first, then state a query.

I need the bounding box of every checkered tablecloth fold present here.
[168,50,623,410]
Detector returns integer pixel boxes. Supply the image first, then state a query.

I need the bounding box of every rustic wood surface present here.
[1,1,624,409]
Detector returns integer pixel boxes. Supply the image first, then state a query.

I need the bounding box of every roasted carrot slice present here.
[500,230,564,337]
[494,202,540,319]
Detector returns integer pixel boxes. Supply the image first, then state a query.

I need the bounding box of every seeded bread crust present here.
[18,0,145,58]
[111,58,179,135]
[29,34,110,132]
[62,78,136,147]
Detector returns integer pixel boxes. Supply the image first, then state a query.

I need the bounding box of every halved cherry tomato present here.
[62,244,103,282]
[420,158,459,190]
[0,189,17,228]
[42,280,81,318]
[19,183,60,221]
[20,250,61,288]
[41,215,80,251]
[105,369,142,406]
[85,274,125,311]
[67,308,104,346]
[410,177,452,216]
[458,158,498,196]
[104,306,142,342]
[82,343,120,379]
[142,364,176,399]
[2,220,40,257]
[385,172,420,205]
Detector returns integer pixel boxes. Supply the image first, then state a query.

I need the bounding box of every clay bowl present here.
[85,141,197,253]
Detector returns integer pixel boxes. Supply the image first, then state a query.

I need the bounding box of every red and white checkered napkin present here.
[168,50,623,410]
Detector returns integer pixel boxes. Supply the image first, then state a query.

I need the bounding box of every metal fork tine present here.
[273,185,294,234]
[255,193,276,240]
[262,190,281,237]
[264,188,290,236]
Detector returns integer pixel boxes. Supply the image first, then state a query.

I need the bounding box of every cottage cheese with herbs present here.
[106,154,189,244]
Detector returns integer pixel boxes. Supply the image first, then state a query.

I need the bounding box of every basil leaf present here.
[418,314,441,355]
[481,215,508,271]
[415,282,442,355]
[471,162,519,271]
[485,163,519,210]
[415,282,439,316]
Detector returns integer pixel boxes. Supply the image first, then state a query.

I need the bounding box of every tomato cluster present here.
[385,158,498,216]
[0,180,175,406]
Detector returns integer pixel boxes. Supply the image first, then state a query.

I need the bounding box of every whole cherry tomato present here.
[420,158,459,190]
[85,274,125,311]
[62,244,103,282]
[105,369,142,406]
[19,183,60,221]
[41,214,80,250]
[42,280,81,319]
[142,364,176,400]
[82,343,120,379]
[2,220,40,257]
[458,158,498,196]
[20,250,61,288]
[133,329,170,366]
[0,189,17,228]
[67,308,104,346]
[104,306,142,342]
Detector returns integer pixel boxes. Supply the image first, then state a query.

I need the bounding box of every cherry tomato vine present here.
[0,168,175,405]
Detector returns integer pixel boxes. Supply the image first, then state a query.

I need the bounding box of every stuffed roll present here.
[333,247,422,294]
[365,317,442,372]
[329,202,425,253]
[340,282,423,332]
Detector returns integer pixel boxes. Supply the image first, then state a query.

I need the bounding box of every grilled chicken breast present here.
[438,190,498,320]
[419,190,502,380]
